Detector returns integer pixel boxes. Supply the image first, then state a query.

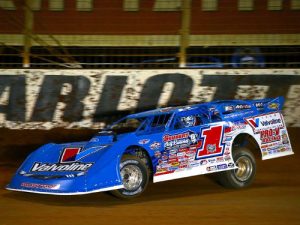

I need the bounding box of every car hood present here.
[7,133,135,194]
[17,139,112,176]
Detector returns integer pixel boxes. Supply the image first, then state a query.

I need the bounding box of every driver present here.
[180,116,196,127]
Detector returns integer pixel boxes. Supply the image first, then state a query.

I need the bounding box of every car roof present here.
[126,99,262,119]
[126,104,207,119]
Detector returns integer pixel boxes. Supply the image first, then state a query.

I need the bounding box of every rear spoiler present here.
[252,96,284,112]
[209,96,284,115]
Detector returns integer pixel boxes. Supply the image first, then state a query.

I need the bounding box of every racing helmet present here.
[180,116,196,127]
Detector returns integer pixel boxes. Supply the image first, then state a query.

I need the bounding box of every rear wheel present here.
[111,155,149,199]
[217,147,256,188]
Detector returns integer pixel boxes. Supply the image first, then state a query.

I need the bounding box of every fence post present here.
[179,0,191,68]
[23,0,34,68]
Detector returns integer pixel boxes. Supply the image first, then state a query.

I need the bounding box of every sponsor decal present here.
[150,142,161,150]
[154,151,162,158]
[168,158,178,163]
[156,168,168,174]
[207,144,216,153]
[163,131,198,150]
[178,157,187,162]
[224,151,230,155]
[60,147,82,163]
[208,158,216,164]
[260,127,281,144]
[30,147,96,172]
[61,146,107,163]
[247,118,260,128]
[190,146,197,151]
[160,163,170,169]
[168,153,177,159]
[189,162,200,168]
[246,112,284,133]
[216,157,224,163]
[187,156,195,161]
[21,182,60,190]
[281,130,289,144]
[170,162,180,167]
[224,105,234,112]
[200,160,208,165]
[139,139,150,145]
[177,152,185,157]
[31,162,93,172]
[180,162,188,166]
[279,147,287,152]
[217,164,228,170]
[268,102,279,110]
[185,150,196,157]
[189,133,198,144]
[228,163,235,168]
[236,104,251,110]
[161,155,168,160]
[163,132,189,142]
[268,149,277,154]
[225,136,233,141]
[229,123,247,132]
[169,149,178,154]
[255,102,264,109]
[156,165,162,170]
[179,147,189,152]
[158,159,168,164]
[260,118,281,127]
[206,166,217,172]
[179,164,188,169]
[224,156,231,161]
[168,166,179,171]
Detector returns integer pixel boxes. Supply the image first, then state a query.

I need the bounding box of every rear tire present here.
[111,155,149,199]
[217,147,256,189]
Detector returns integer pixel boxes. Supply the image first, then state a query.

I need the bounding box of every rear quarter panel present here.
[243,111,293,160]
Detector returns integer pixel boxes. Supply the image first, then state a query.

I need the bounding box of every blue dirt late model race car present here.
[7,97,293,198]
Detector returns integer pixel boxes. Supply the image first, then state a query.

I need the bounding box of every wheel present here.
[111,155,149,199]
[217,147,256,189]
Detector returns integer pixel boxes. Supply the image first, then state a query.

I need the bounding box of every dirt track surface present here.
[0,128,300,225]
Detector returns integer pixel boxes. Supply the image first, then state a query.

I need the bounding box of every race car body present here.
[7,96,293,198]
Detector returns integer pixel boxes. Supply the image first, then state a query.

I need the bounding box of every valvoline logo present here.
[246,112,284,133]
[248,118,259,128]
[60,148,82,163]
[30,147,96,173]
[60,145,107,163]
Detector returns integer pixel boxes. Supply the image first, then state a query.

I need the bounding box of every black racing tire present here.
[217,147,256,189]
[111,155,149,199]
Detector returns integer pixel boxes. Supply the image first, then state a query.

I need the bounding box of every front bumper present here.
[6,185,123,195]
[6,172,123,195]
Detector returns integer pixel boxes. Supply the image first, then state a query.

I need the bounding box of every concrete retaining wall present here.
[0,69,300,129]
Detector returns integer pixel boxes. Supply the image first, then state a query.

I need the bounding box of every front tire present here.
[217,147,256,189]
[111,155,149,199]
